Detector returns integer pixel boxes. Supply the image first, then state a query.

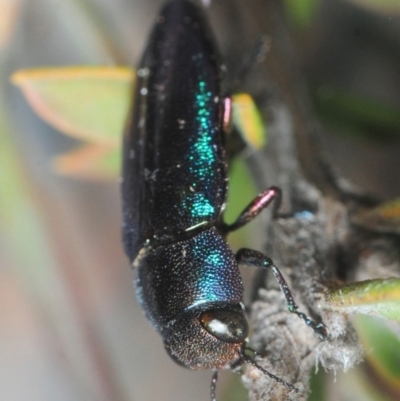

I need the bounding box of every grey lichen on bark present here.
[242,198,364,400]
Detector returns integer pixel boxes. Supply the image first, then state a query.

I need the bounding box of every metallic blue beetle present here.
[122,0,327,398]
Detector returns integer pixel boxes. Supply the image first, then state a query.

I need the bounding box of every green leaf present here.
[326,278,400,320]
[354,315,400,396]
[308,369,327,401]
[11,68,270,181]
[53,144,120,180]
[335,366,396,401]
[232,93,267,150]
[11,68,269,181]
[351,198,400,235]
[11,66,133,180]
[11,66,134,145]
[313,86,400,142]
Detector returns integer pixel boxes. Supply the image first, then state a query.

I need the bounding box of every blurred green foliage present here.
[313,86,400,142]
[284,0,321,29]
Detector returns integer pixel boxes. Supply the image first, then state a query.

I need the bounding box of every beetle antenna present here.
[240,346,299,393]
[210,370,218,401]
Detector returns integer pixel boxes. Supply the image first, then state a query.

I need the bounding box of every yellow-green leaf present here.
[11,68,268,181]
[11,66,134,145]
[232,93,266,150]
[351,198,400,235]
[53,145,120,180]
[354,315,400,396]
[326,278,400,320]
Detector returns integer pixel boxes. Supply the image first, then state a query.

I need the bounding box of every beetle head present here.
[163,304,248,370]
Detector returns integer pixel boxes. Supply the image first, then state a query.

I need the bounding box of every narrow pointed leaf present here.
[351,198,400,235]
[53,145,120,180]
[232,93,267,150]
[354,315,400,397]
[11,66,134,145]
[326,278,400,320]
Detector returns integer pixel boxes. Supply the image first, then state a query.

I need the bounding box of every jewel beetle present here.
[122,0,328,399]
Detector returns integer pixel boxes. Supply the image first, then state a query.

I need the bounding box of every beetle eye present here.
[200,307,248,343]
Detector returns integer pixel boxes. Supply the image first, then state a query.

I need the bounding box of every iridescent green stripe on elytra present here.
[185,76,216,220]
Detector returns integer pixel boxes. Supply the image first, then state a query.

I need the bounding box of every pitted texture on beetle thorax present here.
[135,228,244,330]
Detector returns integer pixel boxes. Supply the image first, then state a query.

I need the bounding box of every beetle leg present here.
[222,186,281,233]
[236,248,328,340]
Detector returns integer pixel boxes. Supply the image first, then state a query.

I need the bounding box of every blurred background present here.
[1,0,399,401]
